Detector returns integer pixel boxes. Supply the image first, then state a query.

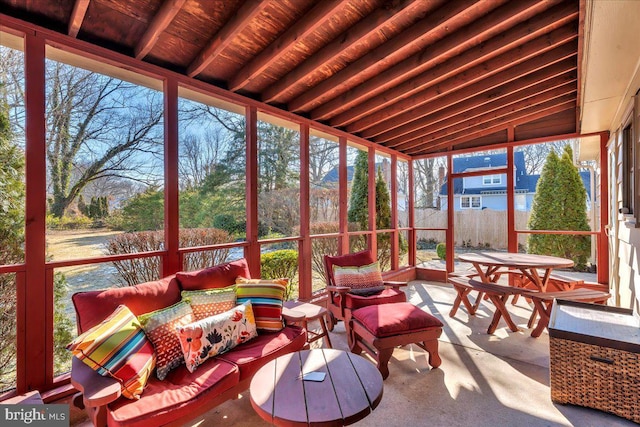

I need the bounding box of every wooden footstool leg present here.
[423,339,441,369]
[376,348,394,380]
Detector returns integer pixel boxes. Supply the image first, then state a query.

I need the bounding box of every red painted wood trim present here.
[46,251,166,269]
[339,137,349,254]
[368,148,376,256]
[446,154,454,272]
[597,131,610,284]
[23,33,47,392]
[299,124,311,299]
[0,264,25,274]
[408,160,416,266]
[164,78,180,275]
[245,106,260,277]
[14,271,26,393]
[390,155,398,270]
[45,270,54,387]
[507,146,517,253]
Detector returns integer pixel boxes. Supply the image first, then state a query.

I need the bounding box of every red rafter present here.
[68,0,90,37]
[228,0,346,92]
[321,0,576,125]
[261,0,429,103]
[287,0,498,113]
[135,0,187,60]
[186,0,269,78]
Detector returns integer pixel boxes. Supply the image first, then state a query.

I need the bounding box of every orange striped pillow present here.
[66,305,155,400]
[332,262,384,289]
[235,278,287,331]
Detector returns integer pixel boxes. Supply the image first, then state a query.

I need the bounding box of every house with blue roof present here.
[439,151,591,212]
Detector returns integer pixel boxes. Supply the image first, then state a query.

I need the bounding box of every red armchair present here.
[323,250,407,345]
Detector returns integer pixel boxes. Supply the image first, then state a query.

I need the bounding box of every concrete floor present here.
[73,281,636,427]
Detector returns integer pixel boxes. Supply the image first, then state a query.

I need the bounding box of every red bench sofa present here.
[70,258,307,427]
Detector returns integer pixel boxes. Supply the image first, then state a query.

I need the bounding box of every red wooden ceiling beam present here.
[406,96,576,155]
[261,0,428,103]
[354,31,577,138]
[287,0,498,113]
[228,0,346,92]
[321,0,576,125]
[68,0,90,37]
[379,66,577,145]
[186,0,269,78]
[391,82,576,151]
[135,0,187,60]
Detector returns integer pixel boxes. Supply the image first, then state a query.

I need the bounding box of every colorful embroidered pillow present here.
[138,301,194,380]
[66,305,155,400]
[181,285,236,321]
[332,261,384,290]
[176,301,258,373]
[235,277,287,331]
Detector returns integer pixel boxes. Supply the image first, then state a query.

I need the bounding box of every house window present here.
[461,196,481,209]
[483,174,501,185]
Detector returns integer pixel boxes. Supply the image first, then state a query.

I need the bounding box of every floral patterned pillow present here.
[176,301,258,373]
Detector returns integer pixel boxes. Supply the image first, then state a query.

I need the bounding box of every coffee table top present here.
[250,348,383,426]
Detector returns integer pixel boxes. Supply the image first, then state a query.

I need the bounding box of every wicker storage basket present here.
[549,300,640,424]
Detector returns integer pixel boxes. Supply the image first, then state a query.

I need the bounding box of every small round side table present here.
[284,301,332,348]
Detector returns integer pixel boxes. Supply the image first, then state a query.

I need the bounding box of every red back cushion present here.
[176,258,251,290]
[72,276,181,334]
[324,250,375,286]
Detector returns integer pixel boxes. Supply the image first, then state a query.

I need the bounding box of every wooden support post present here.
[245,106,260,277]
[299,124,311,300]
[446,154,454,273]
[597,131,610,284]
[390,155,399,270]
[24,33,47,392]
[507,145,517,253]
[368,148,377,257]
[408,160,416,266]
[163,78,180,275]
[339,137,349,254]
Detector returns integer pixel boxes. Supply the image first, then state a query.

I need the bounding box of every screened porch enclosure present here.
[0,0,612,405]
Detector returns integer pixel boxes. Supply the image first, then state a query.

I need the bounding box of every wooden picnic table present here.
[455,252,574,334]
[458,252,574,291]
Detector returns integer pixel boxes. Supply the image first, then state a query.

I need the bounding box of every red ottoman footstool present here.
[349,302,443,379]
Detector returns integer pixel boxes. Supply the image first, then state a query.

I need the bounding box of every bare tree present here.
[309,135,339,186]
[519,140,572,174]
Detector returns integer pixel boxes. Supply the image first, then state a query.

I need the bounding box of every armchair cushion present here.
[343,288,407,310]
[176,258,250,290]
[348,286,386,297]
[180,285,236,321]
[138,301,195,380]
[177,301,258,373]
[333,262,384,289]
[66,305,156,400]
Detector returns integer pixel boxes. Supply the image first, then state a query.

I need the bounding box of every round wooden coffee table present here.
[250,348,383,426]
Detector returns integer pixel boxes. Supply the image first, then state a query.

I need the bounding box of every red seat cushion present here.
[176,258,251,290]
[107,359,239,427]
[217,325,306,381]
[72,276,181,333]
[342,288,407,310]
[353,303,443,338]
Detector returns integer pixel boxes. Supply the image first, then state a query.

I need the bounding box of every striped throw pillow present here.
[235,277,287,331]
[181,285,236,321]
[138,301,194,380]
[66,305,156,400]
[333,261,384,289]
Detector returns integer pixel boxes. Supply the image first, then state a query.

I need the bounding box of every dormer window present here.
[483,174,501,185]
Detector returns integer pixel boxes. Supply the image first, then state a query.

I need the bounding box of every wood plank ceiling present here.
[0,0,580,156]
